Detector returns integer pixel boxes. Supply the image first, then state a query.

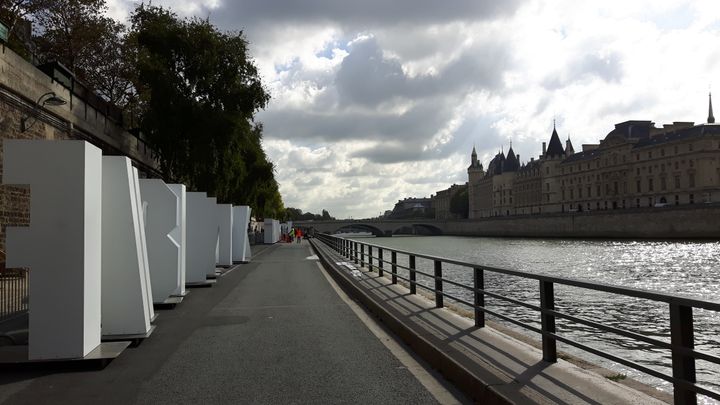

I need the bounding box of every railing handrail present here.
[328,235,720,311]
[315,233,720,404]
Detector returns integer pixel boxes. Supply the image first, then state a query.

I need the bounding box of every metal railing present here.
[0,266,29,323]
[316,233,720,405]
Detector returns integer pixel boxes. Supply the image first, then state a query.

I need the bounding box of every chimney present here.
[542,142,547,156]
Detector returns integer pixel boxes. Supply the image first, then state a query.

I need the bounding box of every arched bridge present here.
[293,219,446,237]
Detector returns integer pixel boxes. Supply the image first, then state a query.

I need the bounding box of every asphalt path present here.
[0,242,439,404]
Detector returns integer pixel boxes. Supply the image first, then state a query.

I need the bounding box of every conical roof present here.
[504,147,519,172]
[546,126,565,158]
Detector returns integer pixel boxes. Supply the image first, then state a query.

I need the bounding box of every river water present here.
[345,235,720,402]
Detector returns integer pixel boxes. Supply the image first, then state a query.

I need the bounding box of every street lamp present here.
[20,91,68,132]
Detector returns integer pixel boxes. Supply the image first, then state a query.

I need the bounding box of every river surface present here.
[345,235,720,402]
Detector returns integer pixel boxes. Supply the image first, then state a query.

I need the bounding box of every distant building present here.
[432,183,468,219]
[389,197,433,219]
[468,95,720,217]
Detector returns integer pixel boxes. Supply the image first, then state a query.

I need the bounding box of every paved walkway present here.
[311,239,670,405]
[0,242,448,404]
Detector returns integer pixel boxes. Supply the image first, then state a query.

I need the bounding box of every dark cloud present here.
[212,0,524,31]
[335,37,509,106]
[259,99,451,142]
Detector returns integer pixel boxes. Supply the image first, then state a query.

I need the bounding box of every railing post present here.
[473,267,485,328]
[540,280,557,362]
[391,252,397,284]
[409,255,416,294]
[368,246,373,271]
[354,242,358,265]
[378,248,384,276]
[670,303,696,405]
[360,244,365,267]
[434,260,443,308]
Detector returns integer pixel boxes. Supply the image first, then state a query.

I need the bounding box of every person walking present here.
[296,228,302,243]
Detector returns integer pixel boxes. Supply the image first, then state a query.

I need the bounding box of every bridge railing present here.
[315,233,720,405]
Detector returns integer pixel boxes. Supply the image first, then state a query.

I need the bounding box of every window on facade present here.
[596,185,601,196]
[570,190,574,199]
[674,145,678,154]
[689,143,694,151]
[636,198,640,208]
[661,149,665,157]
[675,195,679,205]
[636,168,640,175]
[579,188,583,198]
[614,182,618,195]
[675,175,681,189]
[690,193,694,203]
[636,180,641,193]
[648,178,654,192]
[689,174,695,188]
[661,177,667,190]
[546,167,549,175]
[605,183,610,195]
[587,186,591,197]
[648,197,652,207]
[675,161,679,170]
[649,151,652,159]
[649,166,652,174]
[636,154,639,161]
[546,183,549,191]
[623,182,627,193]
[562,190,565,199]
[689,160,694,168]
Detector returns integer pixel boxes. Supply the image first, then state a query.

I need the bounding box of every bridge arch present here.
[332,223,386,237]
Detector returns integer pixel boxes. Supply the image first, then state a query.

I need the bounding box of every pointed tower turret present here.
[504,145,520,172]
[565,136,575,156]
[709,92,715,124]
[545,122,565,158]
[471,146,478,165]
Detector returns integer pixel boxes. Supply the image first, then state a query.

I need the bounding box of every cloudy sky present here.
[108,0,720,219]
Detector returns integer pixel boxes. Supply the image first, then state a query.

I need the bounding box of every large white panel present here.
[100,157,152,337]
[4,140,102,360]
[217,204,233,266]
[132,167,155,323]
[264,218,280,244]
[167,184,186,295]
[232,206,251,262]
[140,179,183,303]
[186,193,218,283]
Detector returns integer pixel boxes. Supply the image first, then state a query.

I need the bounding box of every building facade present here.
[432,183,468,220]
[468,97,720,217]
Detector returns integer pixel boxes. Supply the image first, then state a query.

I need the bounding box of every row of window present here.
[561,174,696,200]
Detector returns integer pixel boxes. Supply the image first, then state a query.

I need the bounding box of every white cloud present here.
[108,0,720,219]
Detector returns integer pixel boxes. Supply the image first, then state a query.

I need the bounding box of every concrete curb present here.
[310,239,514,404]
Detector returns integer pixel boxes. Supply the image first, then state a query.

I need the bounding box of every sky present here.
[107,0,720,219]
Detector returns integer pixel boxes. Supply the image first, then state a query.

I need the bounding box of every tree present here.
[130,5,281,215]
[0,0,50,59]
[449,187,469,218]
[22,0,135,108]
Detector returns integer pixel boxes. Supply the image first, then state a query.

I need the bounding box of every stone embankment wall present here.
[0,45,160,256]
[443,204,720,238]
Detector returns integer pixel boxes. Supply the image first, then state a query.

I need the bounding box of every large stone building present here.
[468,96,720,217]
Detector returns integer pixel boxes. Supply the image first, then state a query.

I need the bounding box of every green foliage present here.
[129,5,283,216]
[449,186,469,218]
[284,207,336,221]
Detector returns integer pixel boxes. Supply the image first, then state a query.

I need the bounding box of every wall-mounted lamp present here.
[20,91,68,132]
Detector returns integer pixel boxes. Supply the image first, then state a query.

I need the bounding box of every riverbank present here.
[445,204,720,239]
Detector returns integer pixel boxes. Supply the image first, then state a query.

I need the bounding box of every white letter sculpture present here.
[167,184,187,296]
[140,179,185,303]
[264,218,281,244]
[186,193,218,285]
[4,140,102,360]
[232,206,252,263]
[101,157,153,338]
[217,204,233,267]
